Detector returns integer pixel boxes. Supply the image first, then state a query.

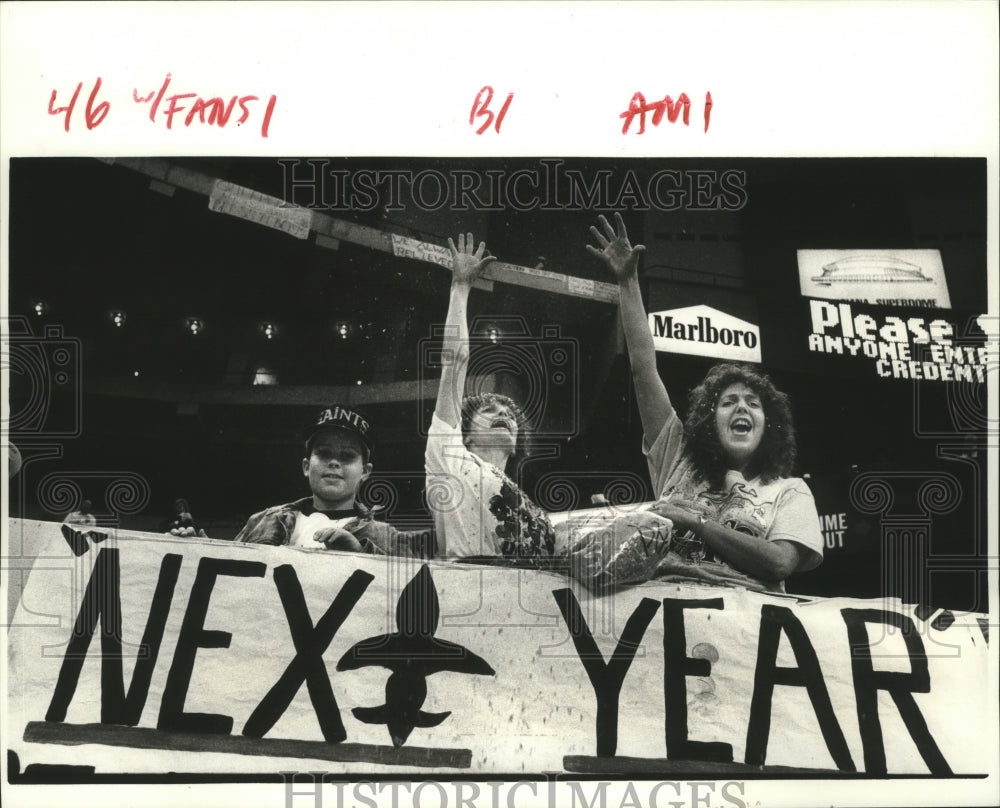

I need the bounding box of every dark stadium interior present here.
[7,157,989,610]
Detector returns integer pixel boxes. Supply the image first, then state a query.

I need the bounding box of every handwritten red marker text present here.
[621,91,713,134]
[470,86,513,135]
[133,74,276,136]
[48,75,277,138]
[48,78,111,132]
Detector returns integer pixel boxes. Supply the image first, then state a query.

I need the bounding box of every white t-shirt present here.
[644,411,823,593]
[425,413,554,558]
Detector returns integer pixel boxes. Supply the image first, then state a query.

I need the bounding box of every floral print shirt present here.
[425,414,554,559]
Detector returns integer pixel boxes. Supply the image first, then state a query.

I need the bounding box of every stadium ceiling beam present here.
[108,158,619,305]
[84,375,498,408]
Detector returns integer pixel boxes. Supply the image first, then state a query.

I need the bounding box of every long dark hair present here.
[460,392,532,461]
[684,363,797,489]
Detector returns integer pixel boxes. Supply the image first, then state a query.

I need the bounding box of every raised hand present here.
[447,232,495,287]
[586,212,645,281]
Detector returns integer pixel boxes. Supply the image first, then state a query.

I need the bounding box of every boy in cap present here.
[235,405,431,557]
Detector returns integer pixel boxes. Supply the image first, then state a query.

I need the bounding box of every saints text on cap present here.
[303,405,373,450]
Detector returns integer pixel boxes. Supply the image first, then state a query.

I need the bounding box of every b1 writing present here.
[48,78,111,132]
[470,86,513,135]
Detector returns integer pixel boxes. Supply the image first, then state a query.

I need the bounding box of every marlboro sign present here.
[649,305,762,363]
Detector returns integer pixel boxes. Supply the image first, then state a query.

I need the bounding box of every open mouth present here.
[731,417,752,435]
[491,418,512,432]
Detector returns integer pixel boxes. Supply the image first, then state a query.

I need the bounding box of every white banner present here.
[6,520,989,777]
[208,179,313,240]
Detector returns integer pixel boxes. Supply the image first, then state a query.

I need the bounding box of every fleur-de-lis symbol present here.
[337,564,495,747]
[60,523,108,556]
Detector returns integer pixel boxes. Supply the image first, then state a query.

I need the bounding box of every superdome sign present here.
[649,305,762,363]
[797,249,951,309]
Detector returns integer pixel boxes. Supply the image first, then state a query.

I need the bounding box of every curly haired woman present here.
[587,214,823,592]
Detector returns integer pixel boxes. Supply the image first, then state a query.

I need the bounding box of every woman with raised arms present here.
[587,213,823,593]
[424,233,555,561]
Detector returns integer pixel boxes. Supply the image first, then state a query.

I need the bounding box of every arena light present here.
[110,310,126,328]
[260,321,277,340]
[186,317,204,336]
[253,367,279,386]
[32,300,47,317]
[479,323,502,344]
[336,321,352,339]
